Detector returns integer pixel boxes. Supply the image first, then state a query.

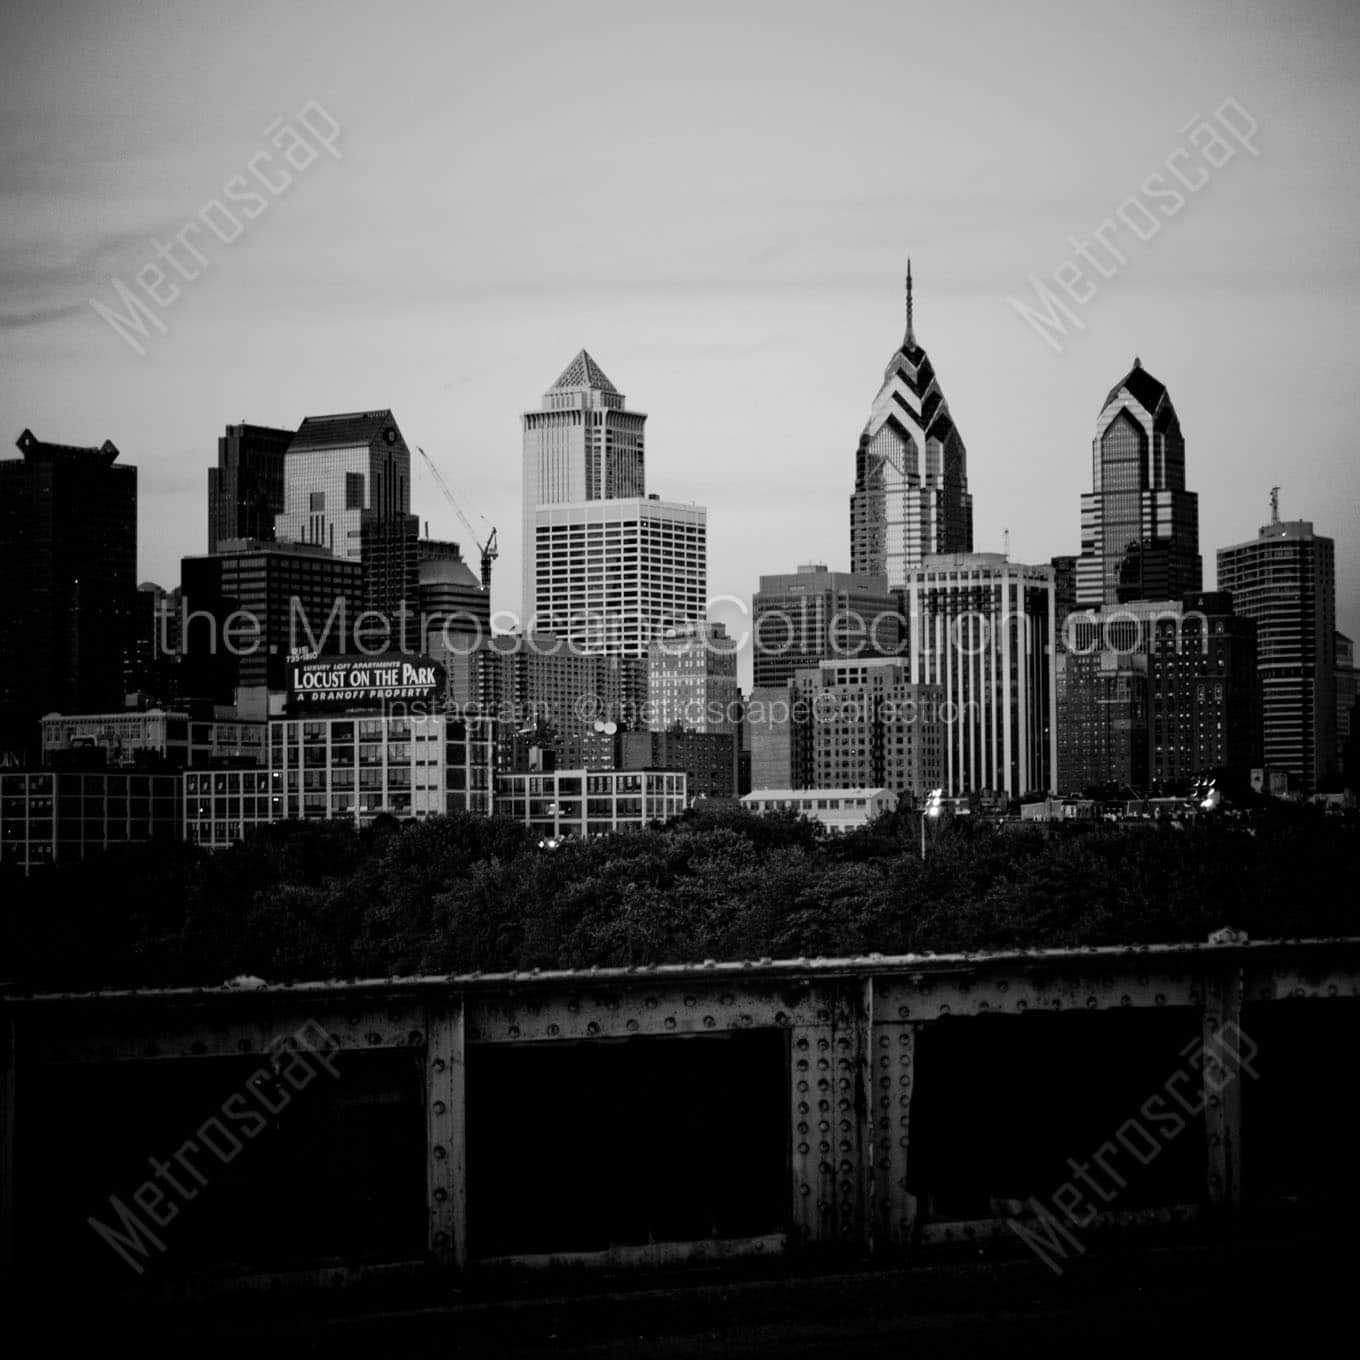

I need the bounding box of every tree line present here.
[3,804,1355,991]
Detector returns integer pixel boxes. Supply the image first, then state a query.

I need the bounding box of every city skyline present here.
[2,1,1358,687]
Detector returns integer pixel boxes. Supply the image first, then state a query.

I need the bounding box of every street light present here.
[920,788,943,860]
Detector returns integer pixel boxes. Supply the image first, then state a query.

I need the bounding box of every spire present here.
[905,259,916,349]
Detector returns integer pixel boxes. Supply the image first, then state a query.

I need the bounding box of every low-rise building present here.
[183,769,273,847]
[267,712,495,825]
[741,787,896,832]
[41,710,265,768]
[0,769,180,872]
[494,768,686,839]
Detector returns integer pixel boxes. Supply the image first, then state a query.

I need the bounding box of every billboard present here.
[285,654,445,711]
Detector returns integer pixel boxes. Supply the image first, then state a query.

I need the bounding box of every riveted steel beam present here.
[30,1004,426,1065]
[872,1020,918,1253]
[426,999,467,1270]
[1202,963,1246,1215]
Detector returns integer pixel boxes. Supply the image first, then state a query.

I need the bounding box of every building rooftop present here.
[13,428,121,466]
[550,349,618,394]
[287,410,399,453]
[1102,356,1169,415]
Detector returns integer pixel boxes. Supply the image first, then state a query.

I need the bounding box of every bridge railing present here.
[2,936,1357,1291]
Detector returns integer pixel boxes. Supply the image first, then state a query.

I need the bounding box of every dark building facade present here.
[1217,517,1336,794]
[0,768,179,873]
[1051,554,1078,653]
[0,429,137,756]
[180,539,362,705]
[470,634,646,773]
[207,422,295,554]
[618,729,738,800]
[752,564,901,690]
[1076,360,1201,608]
[1057,594,1260,794]
[850,265,973,585]
[418,539,491,646]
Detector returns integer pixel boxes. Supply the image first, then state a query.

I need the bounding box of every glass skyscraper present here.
[274,410,418,634]
[850,265,974,587]
[1076,359,1201,607]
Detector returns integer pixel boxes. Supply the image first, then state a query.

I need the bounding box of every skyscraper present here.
[207,422,295,553]
[1076,359,1201,607]
[850,265,973,586]
[522,354,706,658]
[0,429,137,754]
[274,410,419,634]
[522,350,646,624]
[898,553,1057,798]
[1217,514,1336,794]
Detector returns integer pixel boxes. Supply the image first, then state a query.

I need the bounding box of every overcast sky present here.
[2,0,1357,685]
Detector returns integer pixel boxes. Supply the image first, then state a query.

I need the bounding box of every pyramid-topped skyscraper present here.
[850,264,973,585]
[521,351,705,654]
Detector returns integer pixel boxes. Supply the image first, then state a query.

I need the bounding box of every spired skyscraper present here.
[850,264,973,587]
[1076,359,1201,607]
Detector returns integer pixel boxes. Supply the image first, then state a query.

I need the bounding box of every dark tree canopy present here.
[2,807,1355,991]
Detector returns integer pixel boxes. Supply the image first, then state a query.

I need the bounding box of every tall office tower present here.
[786,659,945,798]
[898,554,1057,798]
[1057,594,1261,794]
[1217,514,1337,793]
[752,564,901,689]
[522,350,646,624]
[180,539,362,712]
[0,430,137,754]
[1336,632,1357,777]
[647,622,739,734]
[1076,358,1201,607]
[274,410,419,635]
[417,539,491,648]
[207,422,295,553]
[849,265,973,587]
[532,498,706,657]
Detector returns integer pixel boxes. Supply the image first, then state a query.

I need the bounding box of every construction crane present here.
[415,446,499,594]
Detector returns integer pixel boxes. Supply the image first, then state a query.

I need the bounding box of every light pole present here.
[920,787,943,860]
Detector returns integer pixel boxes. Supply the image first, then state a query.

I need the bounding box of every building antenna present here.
[1003,527,1010,558]
[1269,486,1280,525]
[905,258,916,348]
